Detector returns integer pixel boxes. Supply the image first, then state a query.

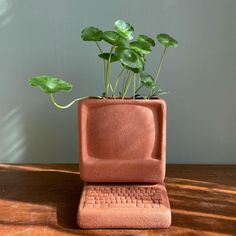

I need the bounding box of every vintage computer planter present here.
[78,98,167,183]
[28,19,178,229]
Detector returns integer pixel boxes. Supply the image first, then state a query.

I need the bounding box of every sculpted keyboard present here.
[83,186,162,209]
[78,183,171,228]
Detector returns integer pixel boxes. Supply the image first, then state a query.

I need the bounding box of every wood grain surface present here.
[0,164,235,236]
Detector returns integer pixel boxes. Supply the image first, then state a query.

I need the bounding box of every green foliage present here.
[29,19,179,108]
[81,27,103,41]
[140,72,156,89]
[156,33,178,48]
[127,67,143,74]
[130,41,152,54]
[102,31,127,46]
[115,47,144,70]
[29,76,72,94]
[137,35,155,47]
[99,53,119,62]
[114,19,134,40]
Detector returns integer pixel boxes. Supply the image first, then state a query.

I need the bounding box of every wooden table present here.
[0,164,235,236]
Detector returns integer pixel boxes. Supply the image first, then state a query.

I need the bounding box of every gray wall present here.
[0,0,235,163]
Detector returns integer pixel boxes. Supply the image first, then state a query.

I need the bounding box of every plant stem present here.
[138,76,141,89]
[148,47,167,99]
[154,47,167,82]
[109,83,114,93]
[109,56,114,93]
[95,41,103,54]
[122,72,134,99]
[133,74,136,99]
[95,42,106,89]
[105,46,115,97]
[112,66,125,97]
[135,84,144,94]
[124,70,131,91]
[121,69,129,96]
[50,94,102,109]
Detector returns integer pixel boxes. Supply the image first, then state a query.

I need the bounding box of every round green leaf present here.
[140,72,156,89]
[81,27,103,41]
[126,66,143,73]
[114,19,134,40]
[98,53,119,62]
[102,31,126,46]
[137,34,155,47]
[156,34,178,48]
[130,41,152,54]
[116,47,144,70]
[29,76,72,94]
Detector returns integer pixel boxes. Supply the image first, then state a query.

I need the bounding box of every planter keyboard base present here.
[78,183,171,228]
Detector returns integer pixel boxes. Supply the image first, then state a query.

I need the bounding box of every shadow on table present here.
[0,164,82,232]
[0,164,235,235]
[166,165,236,235]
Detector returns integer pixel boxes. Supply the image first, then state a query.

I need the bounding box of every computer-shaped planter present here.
[77,98,171,229]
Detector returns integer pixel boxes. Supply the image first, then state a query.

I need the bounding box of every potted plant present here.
[29,19,178,180]
[29,20,178,182]
[29,20,178,228]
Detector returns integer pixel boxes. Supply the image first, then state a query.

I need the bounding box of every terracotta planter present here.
[78,98,167,183]
[77,98,171,229]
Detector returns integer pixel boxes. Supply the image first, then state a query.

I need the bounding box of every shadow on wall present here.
[0,0,12,26]
[0,1,21,162]
[0,107,27,162]
[0,164,235,234]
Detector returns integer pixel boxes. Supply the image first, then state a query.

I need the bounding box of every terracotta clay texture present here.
[78,183,171,229]
[78,98,167,183]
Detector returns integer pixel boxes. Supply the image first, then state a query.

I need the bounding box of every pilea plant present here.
[29,20,178,109]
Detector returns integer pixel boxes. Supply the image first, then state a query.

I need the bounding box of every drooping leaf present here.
[29,76,72,94]
[115,47,144,70]
[114,19,134,40]
[81,26,103,41]
[156,34,178,48]
[102,31,126,46]
[140,72,156,89]
[98,53,119,62]
[130,41,152,54]
[137,34,155,47]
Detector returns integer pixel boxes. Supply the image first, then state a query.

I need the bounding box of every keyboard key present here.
[109,203,136,208]
[137,203,144,208]
[86,197,95,200]
[86,200,95,204]
[143,200,152,204]
[85,204,94,208]
[152,204,159,208]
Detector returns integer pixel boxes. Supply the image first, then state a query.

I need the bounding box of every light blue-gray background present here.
[0,0,235,163]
